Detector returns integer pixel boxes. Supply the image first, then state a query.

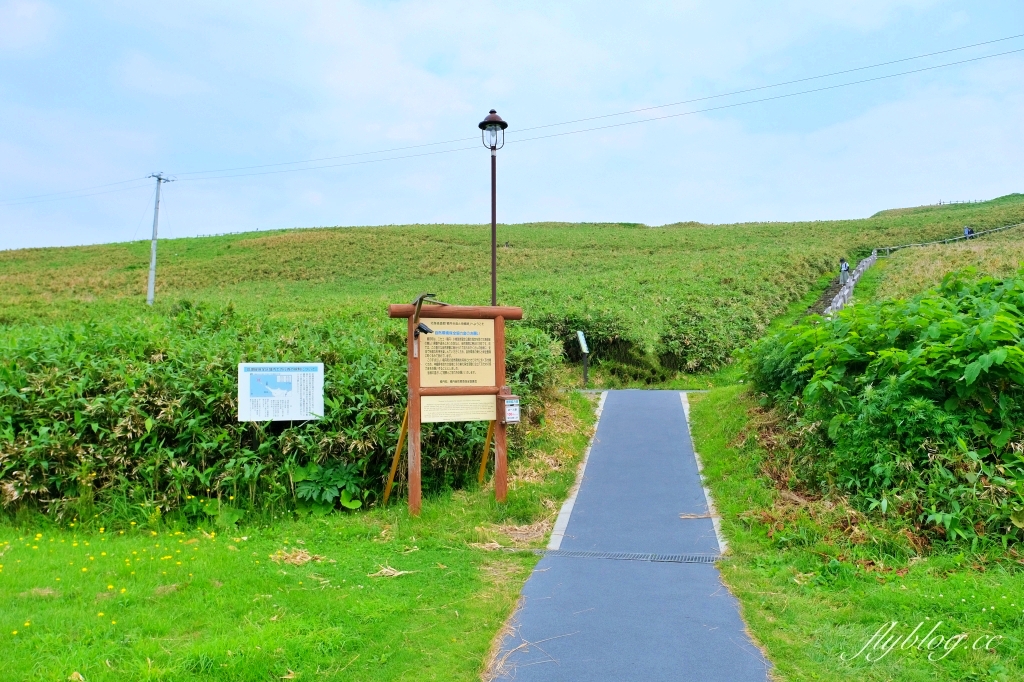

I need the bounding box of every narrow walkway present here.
[493,390,769,681]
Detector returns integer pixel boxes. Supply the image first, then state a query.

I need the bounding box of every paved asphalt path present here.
[493,390,770,681]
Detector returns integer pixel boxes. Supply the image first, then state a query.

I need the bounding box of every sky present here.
[0,0,1022,250]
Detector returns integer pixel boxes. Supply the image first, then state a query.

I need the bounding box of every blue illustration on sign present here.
[250,374,293,398]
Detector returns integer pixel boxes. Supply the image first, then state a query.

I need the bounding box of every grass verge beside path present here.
[689,386,1023,682]
[0,392,596,681]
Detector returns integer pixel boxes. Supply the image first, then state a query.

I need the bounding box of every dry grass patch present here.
[492,520,551,547]
[268,549,326,566]
[875,230,1024,300]
[20,587,59,598]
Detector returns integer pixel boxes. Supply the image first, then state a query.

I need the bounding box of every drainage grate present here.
[539,549,721,564]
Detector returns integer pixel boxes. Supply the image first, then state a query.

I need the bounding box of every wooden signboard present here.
[388,304,523,515]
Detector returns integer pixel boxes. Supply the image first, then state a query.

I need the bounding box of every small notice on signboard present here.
[237,363,324,422]
[420,318,496,387]
[504,398,521,424]
[421,395,496,423]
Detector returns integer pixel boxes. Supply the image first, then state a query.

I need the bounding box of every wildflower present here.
[97,612,104,617]
[23,622,29,627]
[11,631,16,636]
[107,585,113,590]
[120,588,126,593]
[99,528,105,533]
[130,522,136,525]
[81,568,88,572]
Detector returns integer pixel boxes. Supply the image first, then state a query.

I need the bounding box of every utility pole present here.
[146,173,172,306]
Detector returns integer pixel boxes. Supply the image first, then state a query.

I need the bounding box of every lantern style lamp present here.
[479,109,507,150]
[478,109,508,305]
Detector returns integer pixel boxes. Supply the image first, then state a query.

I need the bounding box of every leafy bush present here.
[529,309,640,364]
[747,271,1024,545]
[0,303,557,523]
[659,302,767,373]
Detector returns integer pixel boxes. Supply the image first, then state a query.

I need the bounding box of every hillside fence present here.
[824,219,1024,317]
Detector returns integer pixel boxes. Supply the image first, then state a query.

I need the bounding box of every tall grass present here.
[0,302,558,524]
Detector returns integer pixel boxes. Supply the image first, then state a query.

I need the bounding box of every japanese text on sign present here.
[419,318,496,387]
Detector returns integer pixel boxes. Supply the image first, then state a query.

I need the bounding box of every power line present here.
[0,176,151,204]
[183,45,1024,180]
[2,33,1022,201]
[171,31,1024,178]
[172,136,479,178]
[511,32,1024,134]
[176,145,480,182]
[506,47,1024,145]
[0,181,153,207]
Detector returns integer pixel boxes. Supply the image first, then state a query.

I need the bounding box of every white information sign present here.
[504,398,521,424]
[237,363,324,422]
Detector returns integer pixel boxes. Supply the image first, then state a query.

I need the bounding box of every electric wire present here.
[175,145,481,182]
[175,46,1024,181]
[0,176,151,205]
[511,32,1024,133]
[170,32,1024,178]
[505,47,1024,146]
[2,33,1022,201]
[0,181,155,207]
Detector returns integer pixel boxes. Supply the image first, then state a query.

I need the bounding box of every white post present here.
[146,174,164,306]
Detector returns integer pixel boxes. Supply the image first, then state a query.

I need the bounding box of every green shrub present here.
[659,302,767,373]
[529,309,640,364]
[0,303,557,523]
[747,270,1024,545]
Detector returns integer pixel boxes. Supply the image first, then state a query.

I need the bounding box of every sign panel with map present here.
[237,363,324,422]
[419,318,496,388]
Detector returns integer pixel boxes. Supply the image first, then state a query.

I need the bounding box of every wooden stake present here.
[494,316,508,502]
[477,420,495,484]
[382,406,408,505]
[407,317,422,515]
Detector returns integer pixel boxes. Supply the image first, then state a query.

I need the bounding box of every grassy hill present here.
[4,194,1023,367]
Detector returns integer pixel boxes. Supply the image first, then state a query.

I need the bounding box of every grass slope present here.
[3,195,1023,351]
[689,386,1023,682]
[858,226,1024,303]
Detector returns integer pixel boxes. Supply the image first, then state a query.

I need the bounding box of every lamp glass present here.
[485,125,500,148]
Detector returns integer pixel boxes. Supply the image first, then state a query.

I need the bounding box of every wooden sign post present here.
[388,303,523,515]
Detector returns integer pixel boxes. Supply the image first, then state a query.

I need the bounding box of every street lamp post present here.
[478,109,507,306]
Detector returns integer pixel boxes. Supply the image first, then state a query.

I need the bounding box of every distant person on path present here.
[964,225,975,239]
[839,258,850,286]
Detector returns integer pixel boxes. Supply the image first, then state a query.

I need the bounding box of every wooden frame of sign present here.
[388,303,523,515]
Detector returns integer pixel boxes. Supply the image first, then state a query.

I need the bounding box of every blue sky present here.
[0,0,1022,249]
